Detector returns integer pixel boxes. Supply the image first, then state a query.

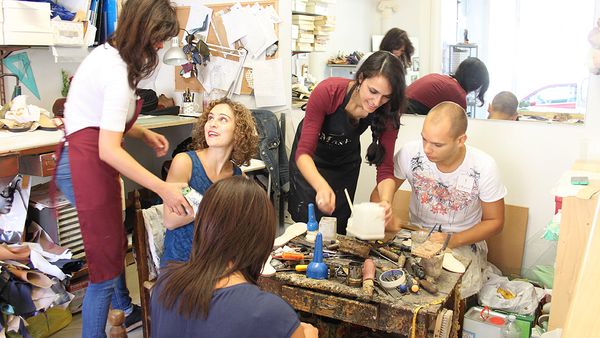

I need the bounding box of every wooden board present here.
[562,198,600,336]
[174,1,278,94]
[486,204,528,276]
[549,196,596,330]
[393,189,529,276]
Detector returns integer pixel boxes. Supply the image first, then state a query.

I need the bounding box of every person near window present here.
[161,98,258,266]
[152,176,318,338]
[357,27,415,70]
[288,51,406,234]
[405,57,489,115]
[487,91,519,121]
[53,0,189,335]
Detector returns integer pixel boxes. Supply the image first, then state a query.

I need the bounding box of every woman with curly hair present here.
[161,97,258,266]
[288,51,406,234]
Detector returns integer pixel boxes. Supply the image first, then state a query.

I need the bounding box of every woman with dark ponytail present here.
[288,51,406,234]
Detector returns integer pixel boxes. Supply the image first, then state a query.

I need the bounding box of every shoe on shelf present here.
[124,304,143,332]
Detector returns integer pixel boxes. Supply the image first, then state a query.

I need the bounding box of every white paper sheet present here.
[240,5,277,58]
[253,58,286,108]
[198,56,240,93]
[220,4,249,44]
[185,4,212,41]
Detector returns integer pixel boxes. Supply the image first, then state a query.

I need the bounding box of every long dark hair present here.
[452,57,489,107]
[109,0,179,89]
[379,28,415,68]
[354,51,406,165]
[156,177,276,319]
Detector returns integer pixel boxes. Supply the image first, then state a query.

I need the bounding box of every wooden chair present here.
[108,309,127,338]
[130,190,157,338]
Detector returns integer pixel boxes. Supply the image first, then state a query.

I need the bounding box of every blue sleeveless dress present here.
[160,151,241,267]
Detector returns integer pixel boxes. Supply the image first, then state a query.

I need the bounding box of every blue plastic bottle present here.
[305,203,318,242]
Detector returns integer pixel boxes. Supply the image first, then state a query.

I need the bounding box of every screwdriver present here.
[276,264,308,272]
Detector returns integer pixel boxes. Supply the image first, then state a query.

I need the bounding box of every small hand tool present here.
[362,259,375,297]
[276,264,308,273]
[417,278,438,294]
[370,248,400,267]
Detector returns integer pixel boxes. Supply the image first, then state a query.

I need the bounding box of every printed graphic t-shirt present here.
[394,141,506,232]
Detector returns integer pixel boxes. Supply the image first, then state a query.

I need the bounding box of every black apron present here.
[289,91,371,234]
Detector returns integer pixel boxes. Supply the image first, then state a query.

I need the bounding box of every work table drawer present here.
[18,152,56,177]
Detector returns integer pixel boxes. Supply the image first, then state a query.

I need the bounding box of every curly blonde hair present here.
[190,97,258,166]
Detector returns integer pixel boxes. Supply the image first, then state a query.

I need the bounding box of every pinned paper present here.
[3,52,40,99]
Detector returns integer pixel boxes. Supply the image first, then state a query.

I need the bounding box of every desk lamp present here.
[163,36,188,66]
[0,73,22,105]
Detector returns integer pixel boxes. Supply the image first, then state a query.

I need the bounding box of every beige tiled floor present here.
[52,264,143,338]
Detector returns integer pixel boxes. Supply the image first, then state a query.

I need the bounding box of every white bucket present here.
[346,202,385,240]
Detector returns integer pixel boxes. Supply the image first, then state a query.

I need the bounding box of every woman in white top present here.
[54,0,190,336]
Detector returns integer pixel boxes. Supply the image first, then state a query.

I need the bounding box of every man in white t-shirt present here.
[373,101,506,298]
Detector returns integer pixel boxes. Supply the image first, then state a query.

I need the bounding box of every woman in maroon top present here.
[289,51,406,234]
[406,57,489,115]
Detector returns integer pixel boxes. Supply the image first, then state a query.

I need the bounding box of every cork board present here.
[174,0,279,95]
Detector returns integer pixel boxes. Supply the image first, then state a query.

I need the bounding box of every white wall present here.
[351,0,600,273]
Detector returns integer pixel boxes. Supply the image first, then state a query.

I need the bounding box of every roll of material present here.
[378,269,406,289]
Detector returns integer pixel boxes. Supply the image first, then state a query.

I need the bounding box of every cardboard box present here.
[52,20,84,46]
[2,0,53,45]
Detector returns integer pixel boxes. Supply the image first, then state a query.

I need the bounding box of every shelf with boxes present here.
[0,0,85,47]
[291,0,336,53]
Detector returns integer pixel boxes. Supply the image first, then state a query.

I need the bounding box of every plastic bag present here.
[478,268,544,315]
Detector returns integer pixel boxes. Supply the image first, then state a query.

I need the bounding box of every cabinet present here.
[549,160,600,330]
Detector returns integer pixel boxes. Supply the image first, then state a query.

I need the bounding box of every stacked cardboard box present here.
[312,15,335,51]
[306,0,336,15]
[292,0,308,13]
[292,14,315,51]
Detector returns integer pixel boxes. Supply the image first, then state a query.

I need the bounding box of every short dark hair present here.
[491,91,518,116]
[157,176,276,319]
[379,28,415,68]
[453,57,489,107]
[428,101,468,138]
[355,51,406,165]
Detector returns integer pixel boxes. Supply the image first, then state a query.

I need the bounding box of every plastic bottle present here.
[305,203,318,243]
[502,315,522,338]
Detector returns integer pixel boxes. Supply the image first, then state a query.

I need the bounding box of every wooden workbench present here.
[0,115,197,180]
[259,239,469,337]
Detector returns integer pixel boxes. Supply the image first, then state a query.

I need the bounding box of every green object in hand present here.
[570,176,589,185]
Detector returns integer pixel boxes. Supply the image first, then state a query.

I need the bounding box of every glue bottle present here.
[305,203,318,243]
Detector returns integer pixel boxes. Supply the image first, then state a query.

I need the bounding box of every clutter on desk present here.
[0,95,57,132]
[265,223,468,300]
[327,51,364,65]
